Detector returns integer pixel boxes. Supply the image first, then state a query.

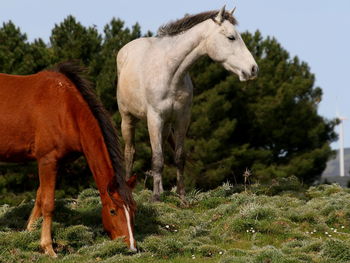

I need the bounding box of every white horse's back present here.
[117,37,155,118]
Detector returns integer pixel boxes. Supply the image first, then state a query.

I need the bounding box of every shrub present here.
[307,184,343,198]
[140,235,185,257]
[76,188,100,208]
[79,239,128,259]
[252,176,305,196]
[197,244,224,257]
[322,239,350,262]
[239,202,276,220]
[220,256,253,263]
[199,196,227,209]
[254,246,292,263]
[286,207,318,224]
[56,225,94,248]
[0,230,40,251]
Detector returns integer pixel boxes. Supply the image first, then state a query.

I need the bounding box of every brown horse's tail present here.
[50,61,132,204]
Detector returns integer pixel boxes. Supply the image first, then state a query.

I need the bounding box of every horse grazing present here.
[0,62,137,257]
[116,6,258,201]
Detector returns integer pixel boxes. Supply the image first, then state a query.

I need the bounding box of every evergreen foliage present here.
[0,21,50,74]
[50,15,102,67]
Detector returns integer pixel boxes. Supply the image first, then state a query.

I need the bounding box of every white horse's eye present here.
[227,35,236,41]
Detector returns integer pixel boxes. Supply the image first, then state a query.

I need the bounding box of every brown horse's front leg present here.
[37,155,58,258]
[27,187,42,231]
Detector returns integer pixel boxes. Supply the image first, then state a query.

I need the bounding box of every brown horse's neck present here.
[51,62,130,204]
[77,109,115,197]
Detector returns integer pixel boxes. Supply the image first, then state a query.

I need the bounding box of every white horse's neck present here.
[162,20,212,86]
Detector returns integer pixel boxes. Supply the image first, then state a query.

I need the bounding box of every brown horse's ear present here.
[127,174,137,189]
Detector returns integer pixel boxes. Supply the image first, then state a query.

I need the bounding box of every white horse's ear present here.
[230,7,236,15]
[215,5,226,23]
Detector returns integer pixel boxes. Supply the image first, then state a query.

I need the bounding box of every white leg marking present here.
[123,205,136,251]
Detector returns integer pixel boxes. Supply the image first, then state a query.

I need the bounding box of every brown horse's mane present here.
[50,61,133,206]
[157,10,238,37]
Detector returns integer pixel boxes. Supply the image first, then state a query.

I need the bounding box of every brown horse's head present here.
[102,175,137,251]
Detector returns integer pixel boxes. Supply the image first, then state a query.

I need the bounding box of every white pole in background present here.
[339,117,346,177]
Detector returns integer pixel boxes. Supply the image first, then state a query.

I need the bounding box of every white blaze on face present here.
[123,205,136,251]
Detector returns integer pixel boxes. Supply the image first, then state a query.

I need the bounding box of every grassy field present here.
[1,181,350,263]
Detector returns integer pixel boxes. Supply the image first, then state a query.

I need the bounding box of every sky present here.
[1,0,349,149]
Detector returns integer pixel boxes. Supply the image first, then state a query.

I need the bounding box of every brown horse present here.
[0,62,137,257]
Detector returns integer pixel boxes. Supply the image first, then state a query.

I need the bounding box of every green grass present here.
[1,183,350,262]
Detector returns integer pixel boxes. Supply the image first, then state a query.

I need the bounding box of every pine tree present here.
[50,15,102,73]
[94,19,141,112]
[0,21,49,74]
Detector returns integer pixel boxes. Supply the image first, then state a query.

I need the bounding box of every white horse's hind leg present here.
[147,112,165,201]
[174,114,191,201]
[159,124,172,193]
[121,112,137,180]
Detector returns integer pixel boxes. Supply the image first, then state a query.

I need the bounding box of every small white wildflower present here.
[165,225,170,229]
[334,229,337,233]
[342,226,345,229]
[331,228,334,230]
[219,251,223,255]
[246,230,249,233]
[250,227,254,230]
[325,232,328,235]
[313,229,317,232]
[174,230,178,232]
[252,230,255,233]
[306,231,309,234]
[329,235,332,237]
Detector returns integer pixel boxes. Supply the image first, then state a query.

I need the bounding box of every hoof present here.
[26,225,34,232]
[176,189,187,205]
[26,220,36,232]
[42,245,57,258]
[179,196,189,208]
[45,249,57,258]
[151,194,161,202]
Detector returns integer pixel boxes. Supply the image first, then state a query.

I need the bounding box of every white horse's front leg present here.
[147,112,165,201]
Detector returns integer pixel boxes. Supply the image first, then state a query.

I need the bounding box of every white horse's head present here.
[205,6,258,81]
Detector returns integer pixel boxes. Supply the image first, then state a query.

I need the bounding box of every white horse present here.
[116,6,258,201]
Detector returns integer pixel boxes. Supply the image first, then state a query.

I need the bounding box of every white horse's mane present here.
[157,10,238,37]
